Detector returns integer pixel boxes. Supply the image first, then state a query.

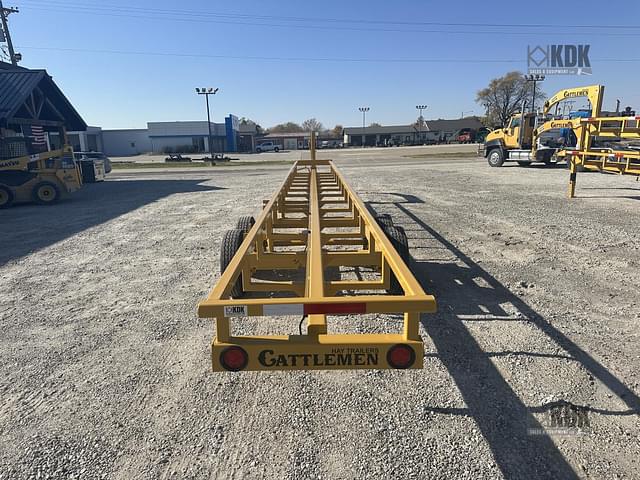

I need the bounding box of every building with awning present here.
[343,117,485,146]
[0,61,86,156]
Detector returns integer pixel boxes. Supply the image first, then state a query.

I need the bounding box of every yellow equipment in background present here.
[567,115,640,198]
[0,141,82,208]
[198,132,436,372]
[482,85,604,167]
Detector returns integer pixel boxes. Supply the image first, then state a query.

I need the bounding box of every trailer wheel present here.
[384,225,410,295]
[236,215,255,234]
[376,214,393,229]
[0,185,14,209]
[32,181,60,205]
[487,149,504,167]
[220,228,245,298]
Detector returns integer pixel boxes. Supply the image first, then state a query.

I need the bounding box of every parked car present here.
[452,128,477,144]
[73,151,112,173]
[256,142,280,153]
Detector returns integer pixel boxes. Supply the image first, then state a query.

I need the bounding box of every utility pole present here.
[196,87,219,158]
[358,107,369,147]
[416,105,427,145]
[0,1,19,66]
[524,74,545,113]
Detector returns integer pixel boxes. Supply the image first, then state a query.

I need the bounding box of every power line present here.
[15,45,639,64]
[14,1,640,37]
[16,0,640,30]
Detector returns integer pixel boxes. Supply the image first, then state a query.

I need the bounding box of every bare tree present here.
[269,122,303,133]
[330,125,343,138]
[476,71,546,127]
[302,118,324,132]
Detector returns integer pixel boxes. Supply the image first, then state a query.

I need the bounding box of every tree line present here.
[240,71,548,137]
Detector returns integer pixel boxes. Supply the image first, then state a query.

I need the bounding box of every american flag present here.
[30,125,47,146]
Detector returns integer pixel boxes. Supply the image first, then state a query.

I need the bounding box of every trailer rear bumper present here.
[213,334,424,371]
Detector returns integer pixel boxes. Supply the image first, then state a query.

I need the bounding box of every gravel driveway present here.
[1,157,638,479]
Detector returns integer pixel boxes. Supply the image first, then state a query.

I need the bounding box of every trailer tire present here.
[487,148,505,167]
[0,185,14,209]
[384,225,410,295]
[220,228,245,298]
[32,181,60,205]
[376,214,393,229]
[236,215,255,234]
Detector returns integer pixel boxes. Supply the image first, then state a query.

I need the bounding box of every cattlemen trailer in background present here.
[198,132,437,372]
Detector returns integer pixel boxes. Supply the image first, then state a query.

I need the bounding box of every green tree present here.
[476,71,546,127]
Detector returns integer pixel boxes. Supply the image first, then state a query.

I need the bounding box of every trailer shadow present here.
[0,179,224,266]
[366,196,640,479]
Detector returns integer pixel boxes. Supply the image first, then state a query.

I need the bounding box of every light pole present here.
[524,74,545,113]
[416,105,427,144]
[358,107,369,147]
[196,87,219,158]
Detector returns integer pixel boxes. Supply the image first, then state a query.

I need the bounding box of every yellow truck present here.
[0,137,82,208]
[481,85,604,167]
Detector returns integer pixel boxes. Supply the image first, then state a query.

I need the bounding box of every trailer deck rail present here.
[198,134,436,371]
[568,116,640,198]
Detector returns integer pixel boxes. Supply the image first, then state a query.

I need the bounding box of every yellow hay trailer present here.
[198,135,436,372]
[568,115,640,198]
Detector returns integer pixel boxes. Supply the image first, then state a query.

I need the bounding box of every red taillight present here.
[220,346,248,371]
[387,344,416,369]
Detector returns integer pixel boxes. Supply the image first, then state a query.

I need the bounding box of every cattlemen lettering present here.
[258,349,379,368]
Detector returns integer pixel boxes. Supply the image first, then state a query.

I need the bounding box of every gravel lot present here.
[1,156,639,479]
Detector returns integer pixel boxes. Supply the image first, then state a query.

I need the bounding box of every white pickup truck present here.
[255,141,280,153]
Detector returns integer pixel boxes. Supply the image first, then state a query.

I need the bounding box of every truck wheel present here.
[384,225,410,295]
[32,181,60,205]
[376,214,393,229]
[274,147,280,152]
[220,229,245,298]
[236,215,255,234]
[256,148,262,153]
[487,149,504,167]
[0,185,14,209]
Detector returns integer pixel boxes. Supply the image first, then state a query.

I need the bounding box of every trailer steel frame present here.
[198,134,436,371]
[568,116,640,198]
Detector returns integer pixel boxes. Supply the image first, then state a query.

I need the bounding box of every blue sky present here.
[8,0,640,129]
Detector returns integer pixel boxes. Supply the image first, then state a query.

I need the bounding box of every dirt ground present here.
[0,156,639,479]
